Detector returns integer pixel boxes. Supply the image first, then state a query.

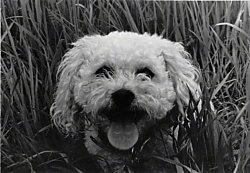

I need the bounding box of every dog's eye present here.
[136,67,155,79]
[95,65,114,78]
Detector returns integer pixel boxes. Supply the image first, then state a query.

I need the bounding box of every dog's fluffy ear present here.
[161,42,201,116]
[50,37,92,134]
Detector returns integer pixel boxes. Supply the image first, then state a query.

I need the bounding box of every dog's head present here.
[51,31,201,152]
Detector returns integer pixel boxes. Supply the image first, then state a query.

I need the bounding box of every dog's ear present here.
[161,42,201,116]
[50,37,92,134]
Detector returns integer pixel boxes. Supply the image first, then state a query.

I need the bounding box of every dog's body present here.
[51,32,201,172]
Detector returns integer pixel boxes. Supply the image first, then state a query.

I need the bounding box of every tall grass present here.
[1,0,250,172]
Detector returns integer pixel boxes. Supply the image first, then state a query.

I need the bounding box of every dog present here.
[51,31,201,173]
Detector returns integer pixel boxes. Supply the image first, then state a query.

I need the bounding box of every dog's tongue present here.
[107,122,139,150]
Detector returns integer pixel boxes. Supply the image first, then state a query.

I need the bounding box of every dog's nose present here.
[112,89,135,107]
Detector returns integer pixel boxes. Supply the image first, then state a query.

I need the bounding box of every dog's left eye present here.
[136,67,155,79]
[95,65,114,78]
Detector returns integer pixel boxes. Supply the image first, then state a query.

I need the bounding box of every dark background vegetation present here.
[1,0,250,172]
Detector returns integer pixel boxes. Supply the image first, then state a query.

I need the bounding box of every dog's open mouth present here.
[102,107,145,151]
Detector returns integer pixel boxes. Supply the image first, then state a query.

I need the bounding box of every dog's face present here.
[74,44,176,150]
[51,32,201,153]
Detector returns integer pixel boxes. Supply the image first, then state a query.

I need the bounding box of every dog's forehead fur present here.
[74,31,179,58]
[74,32,183,78]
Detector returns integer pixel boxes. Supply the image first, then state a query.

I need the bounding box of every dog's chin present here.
[98,106,149,151]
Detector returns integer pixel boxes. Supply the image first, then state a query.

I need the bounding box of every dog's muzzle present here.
[105,89,143,150]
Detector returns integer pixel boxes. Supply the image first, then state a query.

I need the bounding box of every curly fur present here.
[51,31,201,172]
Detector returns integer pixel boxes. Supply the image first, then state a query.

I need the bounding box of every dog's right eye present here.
[95,65,114,78]
[136,67,155,79]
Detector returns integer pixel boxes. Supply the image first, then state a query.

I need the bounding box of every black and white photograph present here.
[1,0,250,172]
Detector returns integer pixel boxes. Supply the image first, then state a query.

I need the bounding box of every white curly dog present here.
[51,31,201,173]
